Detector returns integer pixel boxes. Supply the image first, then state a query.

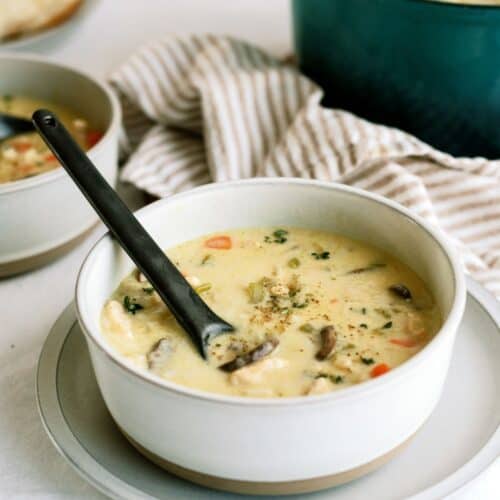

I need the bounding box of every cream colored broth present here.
[101,228,441,398]
[0,95,101,183]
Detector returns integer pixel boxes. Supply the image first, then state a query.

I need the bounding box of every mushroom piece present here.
[316,325,337,361]
[219,338,279,372]
[136,270,148,283]
[147,338,174,372]
[389,284,412,300]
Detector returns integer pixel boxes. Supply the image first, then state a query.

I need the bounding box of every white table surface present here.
[0,1,497,498]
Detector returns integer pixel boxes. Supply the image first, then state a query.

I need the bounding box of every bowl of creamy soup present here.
[0,54,120,276]
[76,179,466,494]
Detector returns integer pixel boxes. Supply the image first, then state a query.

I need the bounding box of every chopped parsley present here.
[311,251,330,260]
[201,254,213,265]
[359,323,368,329]
[264,229,288,244]
[195,283,212,294]
[315,373,344,384]
[382,321,393,329]
[123,295,144,315]
[142,287,154,295]
[292,301,308,309]
[361,356,375,365]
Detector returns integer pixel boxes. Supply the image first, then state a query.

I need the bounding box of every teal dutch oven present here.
[292,0,500,158]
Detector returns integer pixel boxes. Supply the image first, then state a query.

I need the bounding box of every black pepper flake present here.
[311,251,330,260]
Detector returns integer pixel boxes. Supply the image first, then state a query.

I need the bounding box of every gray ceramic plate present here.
[37,278,500,499]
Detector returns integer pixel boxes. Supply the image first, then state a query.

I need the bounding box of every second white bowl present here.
[0,54,121,277]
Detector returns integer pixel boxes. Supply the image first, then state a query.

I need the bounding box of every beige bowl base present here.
[121,428,415,496]
[0,225,95,278]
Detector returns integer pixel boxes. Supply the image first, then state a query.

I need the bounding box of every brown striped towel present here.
[109,34,500,299]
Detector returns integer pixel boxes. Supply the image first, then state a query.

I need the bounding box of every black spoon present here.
[0,112,35,141]
[32,109,234,359]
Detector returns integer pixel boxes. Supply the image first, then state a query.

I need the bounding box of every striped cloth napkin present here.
[109,35,500,300]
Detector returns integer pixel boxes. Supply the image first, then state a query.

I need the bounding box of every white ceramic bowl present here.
[76,179,466,495]
[0,54,121,277]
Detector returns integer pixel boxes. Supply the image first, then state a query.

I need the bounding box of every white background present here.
[0,0,497,498]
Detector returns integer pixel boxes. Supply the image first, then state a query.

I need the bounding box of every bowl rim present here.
[0,52,121,194]
[76,178,467,407]
[413,0,500,9]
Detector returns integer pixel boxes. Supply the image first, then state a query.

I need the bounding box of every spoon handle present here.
[32,109,232,358]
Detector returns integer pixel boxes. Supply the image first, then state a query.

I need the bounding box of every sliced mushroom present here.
[147,338,174,372]
[316,325,337,360]
[389,284,412,300]
[219,338,279,372]
[137,270,148,283]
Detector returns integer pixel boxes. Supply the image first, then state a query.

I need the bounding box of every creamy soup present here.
[0,94,102,183]
[101,228,441,398]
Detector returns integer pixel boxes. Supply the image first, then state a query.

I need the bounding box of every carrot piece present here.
[204,236,232,250]
[371,363,390,378]
[13,142,32,152]
[390,338,418,347]
[44,153,58,163]
[86,130,103,148]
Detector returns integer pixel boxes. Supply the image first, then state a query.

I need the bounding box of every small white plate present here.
[37,278,500,499]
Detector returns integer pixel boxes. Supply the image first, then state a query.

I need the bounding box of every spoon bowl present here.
[0,112,35,141]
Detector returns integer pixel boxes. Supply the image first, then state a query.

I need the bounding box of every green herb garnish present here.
[123,295,144,315]
[315,372,343,384]
[142,287,154,295]
[195,283,212,294]
[359,323,368,329]
[311,251,330,260]
[264,229,289,244]
[382,321,393,329]
[361,357,375,365]
[292,301,308,309]
[201,254,213,265]
[299,323,314,333]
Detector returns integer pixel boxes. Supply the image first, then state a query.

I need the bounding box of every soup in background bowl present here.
[0,54,120,277]
[76,179,466,494]
[0,94,102,183]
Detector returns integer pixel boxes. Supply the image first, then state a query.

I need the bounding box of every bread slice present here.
[0,0,83,41]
